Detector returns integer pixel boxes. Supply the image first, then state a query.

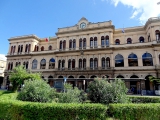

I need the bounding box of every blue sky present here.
[0,0,160,57]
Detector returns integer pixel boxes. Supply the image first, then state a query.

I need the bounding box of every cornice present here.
[8,35,40,41]
[56,25,115,35]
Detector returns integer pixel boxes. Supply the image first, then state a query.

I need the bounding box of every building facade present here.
[0,57,6,88]
[3,17,160,94]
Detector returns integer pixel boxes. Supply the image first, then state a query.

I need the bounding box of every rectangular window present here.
[106,40,109,46]
[101,40,105,46]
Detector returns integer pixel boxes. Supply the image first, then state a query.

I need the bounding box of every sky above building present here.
[0,0,160,57]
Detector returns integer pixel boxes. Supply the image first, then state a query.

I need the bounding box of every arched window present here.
[48,45,52,50]
[25,44,28,52]
[90,37,93,48]
[13,46,16,54]
[10,62,13,70]
[68,59,71,69]
[155,30,160,42]
[16,62,18,67]
[79,38,82,48]
[106,35,109,46]
[90,75,97,78]
[139,36,144,43]
[94,37,97,47]
[49,58,55,69]
[73,39,76,49]
[60,41,62,50]
[83,38,86,48]
[142,53,153,66]
[115,39,120,45]
[62,60,65,69]
[26,62,28,69]
[83,58,86,69]
[101,57,110,69]
[63,40,66,50]
[115,54,124,67]
[116,75,124,78]
[18,45,20,53]
[94,58,98,69]
[8,63,10,70]
[41,46,44,51]
[58,60,61,69]
[128,53,138,66]
[72,59,75,69]
[40,59,46,69]
[28,44,31,52]
[101,36,105,47]
[148,35,151,42]
[10,46,13,54]
[32,59,37,69]
[79,59,82,68]
[69,40,72,49]
[127,38,132,44]
[20,45,23,52]
[90,58,93,68]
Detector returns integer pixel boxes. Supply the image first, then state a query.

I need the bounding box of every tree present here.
[9,65,42,92]
[88,78,129,104]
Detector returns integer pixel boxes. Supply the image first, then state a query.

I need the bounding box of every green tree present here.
[88,78,129,104]
[9,65,42,92]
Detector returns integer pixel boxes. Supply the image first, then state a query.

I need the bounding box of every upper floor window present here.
[34,45,39,51]
[32,59,38,69]
[101,36,109,46]
[79,38,86,49]
[128,53,138,66]
[41,46,44,51]
[115,54,124,67]
[49,58,55,69]
[148,35,151,42]
[40,59,46,69]
[115,39,120,45]
[142,53,153,66]
[127,38,132,44]
[94,37,97,47]
[48,45,52,50]
[155,30,160,42]
[69,40,72,49]
[73,39,76,49]
[90,37,93,47]
[139,36,144,43]
[25,44,28,52]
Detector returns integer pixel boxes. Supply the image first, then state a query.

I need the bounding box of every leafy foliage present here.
[17,79,56,103]
[129,96,160,103]
[9,65,42,92]
[109,103,160,120]
[88,78,129,104]
[57,83,87,103]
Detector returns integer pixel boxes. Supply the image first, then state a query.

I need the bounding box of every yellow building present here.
[3,17,160,94]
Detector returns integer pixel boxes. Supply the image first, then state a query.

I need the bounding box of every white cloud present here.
[0,54,7,61]
[107,0,160,24]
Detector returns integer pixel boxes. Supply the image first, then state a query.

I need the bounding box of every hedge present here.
[0,100,107,120]
[129,96,160,103]
[109,103,160,120]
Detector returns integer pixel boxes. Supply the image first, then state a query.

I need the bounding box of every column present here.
[98,54,101,69]
[124,56,128,67]
[65,56,68,70]
[66,38,69,51]
[76,56,78,69]
[76,36,79,50]
[138,56,143,67]
[55,57,58,69]
[111,53,114,67]
[56,39,59,51]
[154,50,159,65]
[86,35,90,49]
[86,55,89,69]
[98,33,101,48]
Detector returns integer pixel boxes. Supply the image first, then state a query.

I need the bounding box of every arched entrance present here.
[90,75,97,78]
[67,76,74,87]
[116,75,124,78]
[58,76,63,78]
[48,76,54,87]
[145,75,151,90]
[130,75,139,94]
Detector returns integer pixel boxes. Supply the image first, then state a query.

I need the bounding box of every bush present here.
[17,80,56,103]
[57,83,87,103]
[88,78,129,104]
[109,103,160,120]
[0,100,107,120]
[129,95,160,103]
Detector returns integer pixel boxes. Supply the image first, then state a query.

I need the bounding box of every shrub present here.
[17,79,56,103]
[129,95,160,103]
[57,83,87,103]
[109,103,160,120]
[88,78,129,104]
